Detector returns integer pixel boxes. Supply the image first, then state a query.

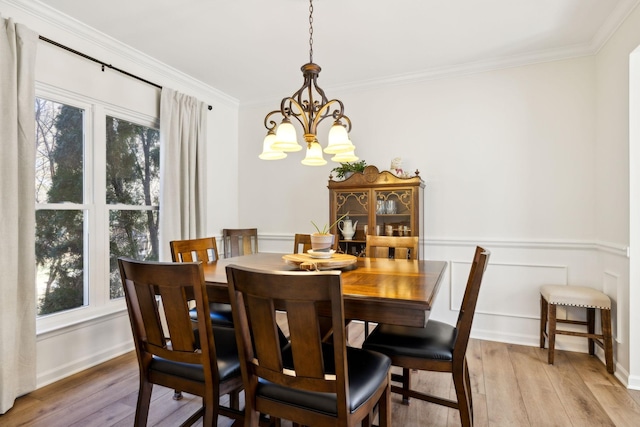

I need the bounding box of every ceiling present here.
[38,0,640,104]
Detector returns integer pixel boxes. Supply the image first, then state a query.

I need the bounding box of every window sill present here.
[36,301,128,337]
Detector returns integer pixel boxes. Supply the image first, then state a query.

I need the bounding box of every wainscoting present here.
[34,235,632,390]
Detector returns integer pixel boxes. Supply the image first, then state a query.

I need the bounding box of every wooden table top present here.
[203,252,448,328]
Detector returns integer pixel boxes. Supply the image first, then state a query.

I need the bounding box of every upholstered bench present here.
[539,284,614,374]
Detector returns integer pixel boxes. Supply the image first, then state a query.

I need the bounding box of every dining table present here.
[203,252,448,328]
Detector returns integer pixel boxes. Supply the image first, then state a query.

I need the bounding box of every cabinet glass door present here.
[374,189,413,237]
[334,191,368,255]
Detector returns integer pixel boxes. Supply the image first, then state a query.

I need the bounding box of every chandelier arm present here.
[279,96,310,133]
[310,74,330,106]
[310,99,351,134]
[263,110,281,132]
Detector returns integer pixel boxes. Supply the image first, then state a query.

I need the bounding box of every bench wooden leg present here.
[601,308,614,374]
[540,297,548,348]
[547,303,557,365]
[587,307,596,356]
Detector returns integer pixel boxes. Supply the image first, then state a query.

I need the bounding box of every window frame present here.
[35,82,160,334]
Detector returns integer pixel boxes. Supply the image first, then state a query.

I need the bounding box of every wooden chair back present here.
[170,236,219,263]
[222,228,258,258]
[118,258,242,425]
[292,233,339,254]
[226,265,389,426]
[366,235,419,260]
[453,246,491,361]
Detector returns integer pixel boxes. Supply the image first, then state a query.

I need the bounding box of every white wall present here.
[241,57,598,241]
[1,0,240,387]
[239,52,632,383]
[596,3,640,388]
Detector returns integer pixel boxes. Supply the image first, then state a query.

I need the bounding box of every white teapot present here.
[338,218,358,240]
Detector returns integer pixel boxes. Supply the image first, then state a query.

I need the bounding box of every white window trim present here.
[35,83,159,334]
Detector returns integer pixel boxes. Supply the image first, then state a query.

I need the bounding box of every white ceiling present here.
[37,0,640,104]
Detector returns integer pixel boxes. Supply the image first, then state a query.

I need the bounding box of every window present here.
[106,115,160,298]
[35,88,159,323]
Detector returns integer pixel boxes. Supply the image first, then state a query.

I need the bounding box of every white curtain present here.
[159,88,208,261]
[0,15,38,414]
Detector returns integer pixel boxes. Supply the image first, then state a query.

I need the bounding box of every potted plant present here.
[331,160,367,180]
[310,212,348,251]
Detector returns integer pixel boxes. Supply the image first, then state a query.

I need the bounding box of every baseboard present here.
[37,342,134,388]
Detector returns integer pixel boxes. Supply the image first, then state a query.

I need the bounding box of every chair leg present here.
[587,307,596,356]
[135,380,153,427]
[401,368,411,405]
[173,390,183,400]
[203,387,221,427]
[453,359,473,427]
[540,297,548,348]
[601,308,615,374]
[547,303,557,365]
[230,389,240,410]
[379,379,391,427]
[464,361,473,420]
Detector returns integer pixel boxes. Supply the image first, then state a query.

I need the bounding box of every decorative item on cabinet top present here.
[330,160,368,180]
[329,165,422,186]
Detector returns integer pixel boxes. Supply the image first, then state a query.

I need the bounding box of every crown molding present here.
[5,0,239,108]
[245,0,640,106]
[591,0,640,54]
[9,0,640,108]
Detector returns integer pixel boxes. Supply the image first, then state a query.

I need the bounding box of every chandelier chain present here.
[309,0,314,63]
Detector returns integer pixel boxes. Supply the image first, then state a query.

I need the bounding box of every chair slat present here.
[287,300,325,378]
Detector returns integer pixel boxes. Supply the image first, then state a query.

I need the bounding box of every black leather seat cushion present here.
[363,320,458,361]
[189,302,234,327]
[258,344,390,416]
[150,325,241,382]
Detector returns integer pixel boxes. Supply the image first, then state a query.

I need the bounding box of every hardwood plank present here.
[481,340,530,426]
[466,338,488,427]
[3,328,640,427]
[508,343,572,426]
[630,388,640,407]
[2,352,137,426]
[540,349,615,426]
[565,351,640,426]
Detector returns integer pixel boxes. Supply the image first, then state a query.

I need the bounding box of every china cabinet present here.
[328,165,424,257]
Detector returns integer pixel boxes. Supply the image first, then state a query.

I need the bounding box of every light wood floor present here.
[2,322,640,426]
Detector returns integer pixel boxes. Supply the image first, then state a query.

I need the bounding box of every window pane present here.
[106,116,160,205]
[109,209,159,298]
[35,98,84,204]
[36,210,85,316]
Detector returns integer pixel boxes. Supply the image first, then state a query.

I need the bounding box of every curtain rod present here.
[39,35,212,110]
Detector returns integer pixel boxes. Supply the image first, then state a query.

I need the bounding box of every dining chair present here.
[292,233,339,254]
[362,246,490,427]
[362,235,420,337]
[118,258,243,427]
[170,237,233,328]
[365,235,419,260]
[226,264,391,427]
[222,228,258,258]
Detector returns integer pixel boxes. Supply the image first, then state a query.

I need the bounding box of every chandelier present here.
[259,0,357,166]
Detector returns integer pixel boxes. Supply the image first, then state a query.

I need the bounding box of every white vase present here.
[310,234,334,252]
